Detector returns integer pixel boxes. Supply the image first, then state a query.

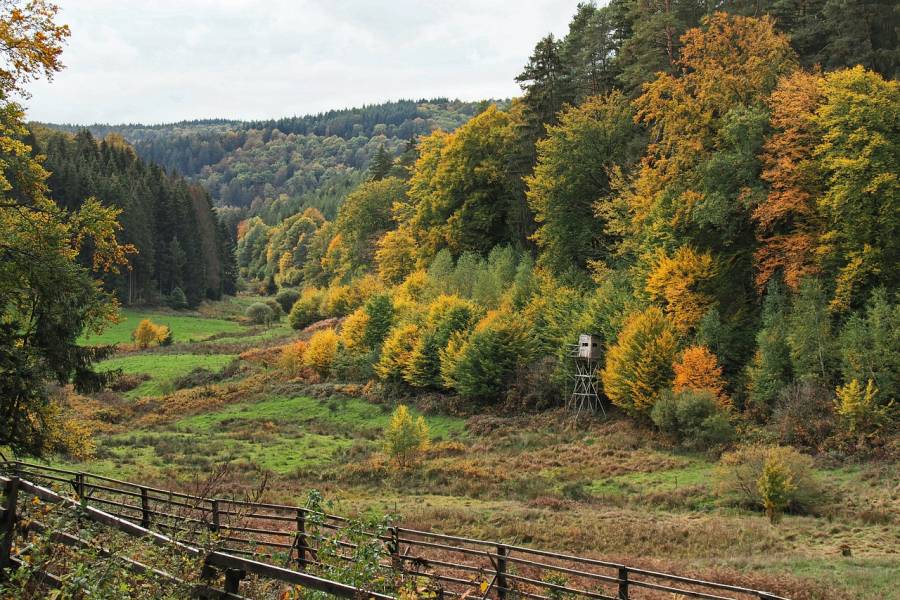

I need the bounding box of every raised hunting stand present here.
[567,333,606,418]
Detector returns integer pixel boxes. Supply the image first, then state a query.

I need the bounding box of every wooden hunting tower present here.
[568,333,605,418]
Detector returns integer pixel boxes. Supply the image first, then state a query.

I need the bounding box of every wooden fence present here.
[0,474,393,598]
[1,461,789,600]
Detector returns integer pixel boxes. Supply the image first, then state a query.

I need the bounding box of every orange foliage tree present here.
[754,70,824,291]
[673,346,730,406]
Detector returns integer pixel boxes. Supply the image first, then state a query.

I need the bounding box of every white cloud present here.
[24,0,578,124]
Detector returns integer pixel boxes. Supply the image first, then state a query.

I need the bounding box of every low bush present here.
[278,340,308,377]
[289,288,324,330]
[245,302,275,325]
[275,288,300,314]
[714,444,823,517]
[651,389,735,450]
[264,298,283,321]
[132,319,171,349]
[440,311,532,401]
[770,380,834,450]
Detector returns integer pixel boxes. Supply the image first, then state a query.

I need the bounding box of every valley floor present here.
[45,298,900,599]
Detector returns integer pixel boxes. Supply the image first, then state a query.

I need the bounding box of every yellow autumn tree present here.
[375,324,419,382]
[646,246,717,333]
[383,404,430,469]
[755,69,824,291]
[302,329,339,378]
[375,227,418,285]
[278,340,308,378]
[673,346,730,406]
[601,307,679,418]
[340,307,370,354]
[132,319,169,349]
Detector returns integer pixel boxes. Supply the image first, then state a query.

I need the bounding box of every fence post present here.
[496,545,508,600]
[1,478,19,570]
[617,566,629,600]
[210,499,220,533]
[140,487,151,528]
[296,509,307,570]
[74,472,86,501]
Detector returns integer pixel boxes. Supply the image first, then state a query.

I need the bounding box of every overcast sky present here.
[25,0,579,125]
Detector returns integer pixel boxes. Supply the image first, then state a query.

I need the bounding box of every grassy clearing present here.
[174,394,466,440]
[82,308,243,345]
[98,353,236,397]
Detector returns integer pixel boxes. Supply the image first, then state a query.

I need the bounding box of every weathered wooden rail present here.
[1,461,790,600]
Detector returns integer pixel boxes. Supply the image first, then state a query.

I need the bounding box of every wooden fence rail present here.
[1,461,789,600]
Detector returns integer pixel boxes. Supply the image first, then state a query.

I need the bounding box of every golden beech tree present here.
[601,307,679,418]
[673,346,731,407]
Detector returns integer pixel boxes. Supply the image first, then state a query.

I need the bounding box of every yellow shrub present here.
[341,308,370,354]
[394,269,431,304]
[278,340,308,377]
[303,329,340,377]
[132,319,168,349]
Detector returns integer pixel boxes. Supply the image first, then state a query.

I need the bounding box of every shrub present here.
[403,330,442,389]
[246,302,275,325]
[289,288,323,330]
[383,404,430,469]
[757,453,795,524]
[264,298,283,321]
[651,389,734,450]
[132,319,170,349]
[303,329,339,378]
[714,445,822,516]
[600,307,679,418]
[278,340,308,377]
[375,324,419,383]
[322,274,385,317]
[440,311,532,401]
[167,286,188,310]
[275,288,301,314]
[340,308,370,354]
[770,381,834,449]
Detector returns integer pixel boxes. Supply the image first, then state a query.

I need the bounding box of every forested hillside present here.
[234,2,898,451]
[31,128,237,307]
[41,99,490,221]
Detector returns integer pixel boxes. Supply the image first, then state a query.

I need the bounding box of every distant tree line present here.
[32,128,237,307]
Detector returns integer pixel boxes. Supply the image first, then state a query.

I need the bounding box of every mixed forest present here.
[0,0,899,598]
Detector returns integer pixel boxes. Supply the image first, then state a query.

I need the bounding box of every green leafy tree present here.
[1,1,134,457]
[362,293,394,350]
[526,91,641,275]
[747,281,793,415]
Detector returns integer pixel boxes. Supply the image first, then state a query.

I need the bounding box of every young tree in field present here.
[383,404,430,470]
[600,307,679,418]
[0,0,134,457]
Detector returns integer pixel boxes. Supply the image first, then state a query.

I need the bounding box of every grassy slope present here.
[98,353,237,398]
[58,298,898,599]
